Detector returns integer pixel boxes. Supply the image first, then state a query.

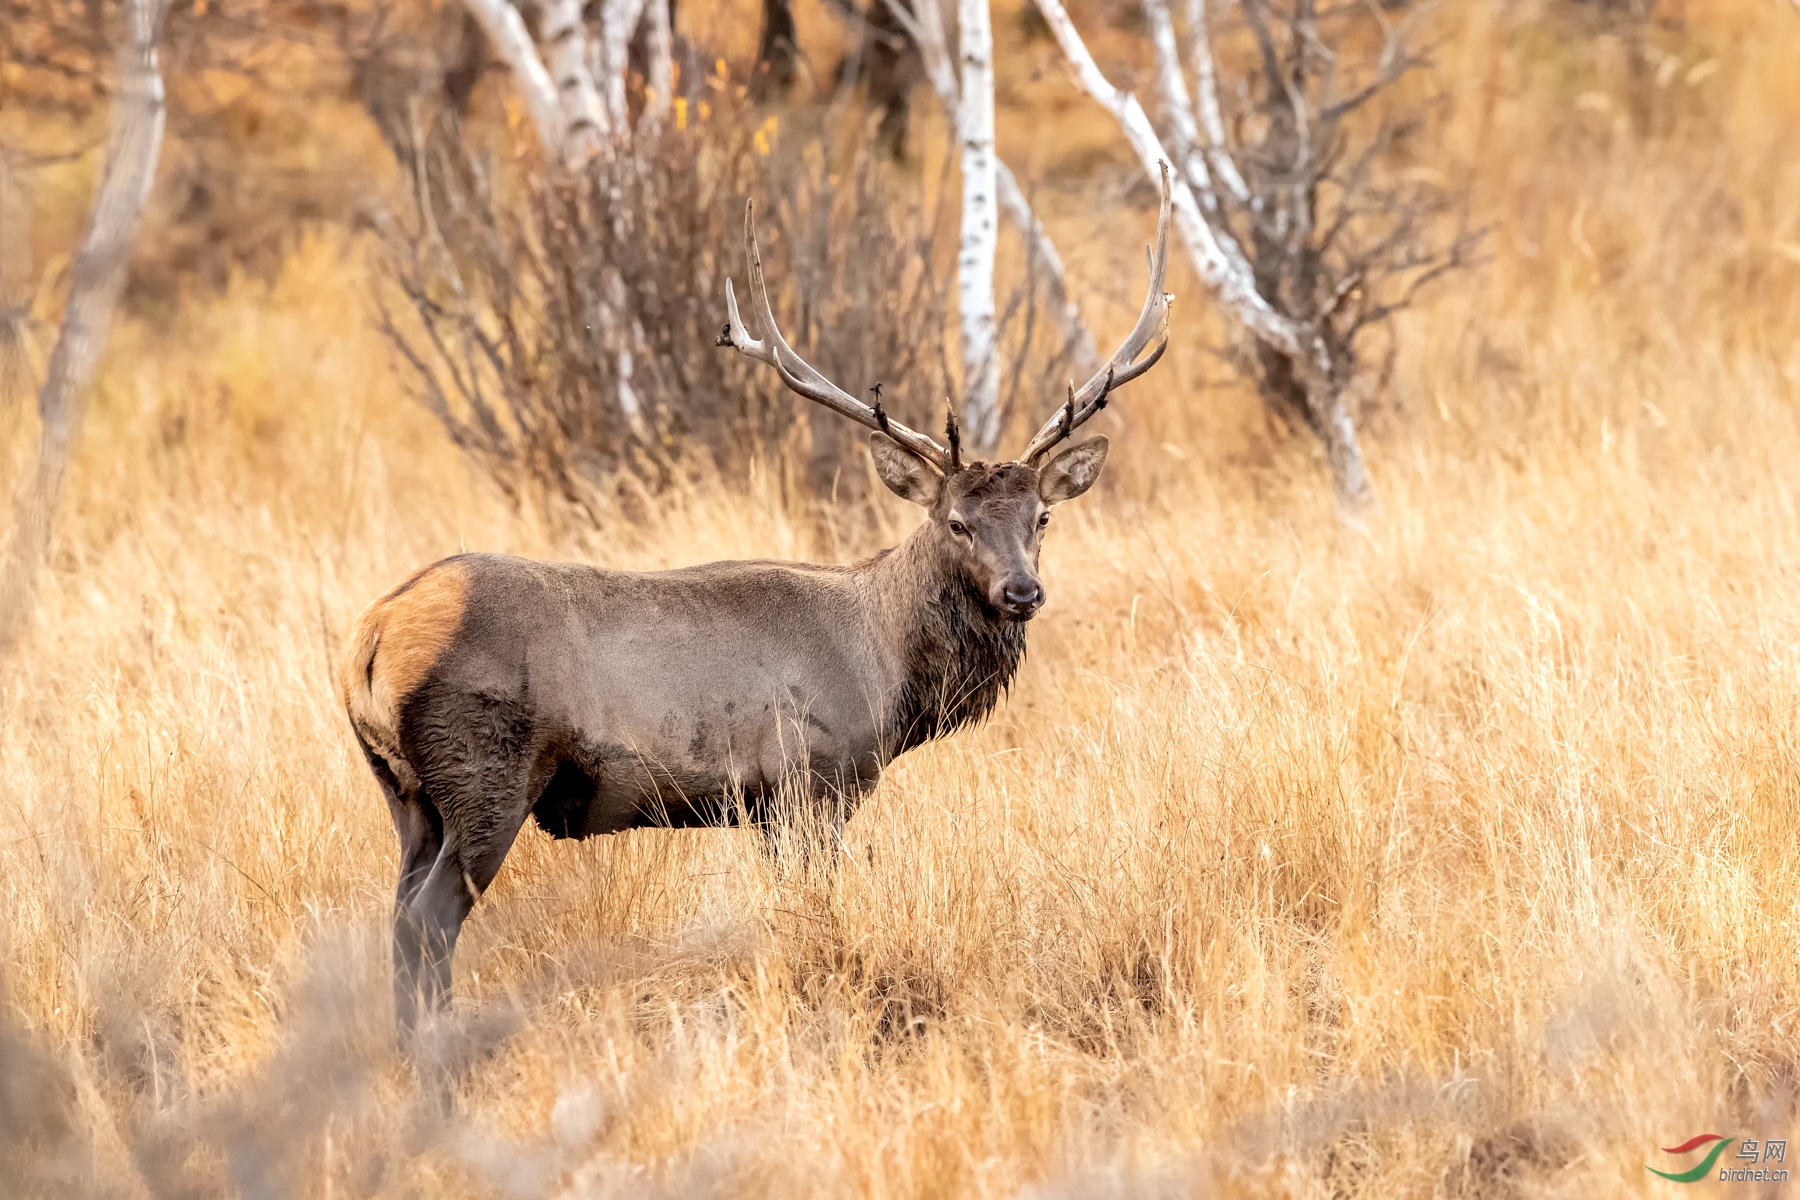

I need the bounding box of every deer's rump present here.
[343,552,894,839]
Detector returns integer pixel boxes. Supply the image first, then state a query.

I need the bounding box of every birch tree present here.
[451,0,676,444]
[879,0,1098,422]
[1031,0,1477,520]
[955,0,1002,451]
[458,0,674,164]
[0,0,167,660]
[459,0,570,156]
[597,0,650,133]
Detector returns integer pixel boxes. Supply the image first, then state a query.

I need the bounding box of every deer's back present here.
[343,552,896,833]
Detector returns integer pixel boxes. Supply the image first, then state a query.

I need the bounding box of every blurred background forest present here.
[3,0,1800,1197]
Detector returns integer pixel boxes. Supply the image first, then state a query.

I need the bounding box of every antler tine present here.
[717,200,950,472]
[1020,162,1176,466]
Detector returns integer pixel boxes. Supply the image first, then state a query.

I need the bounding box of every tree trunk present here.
[598,0,649,132]
[1303,369,1377,522]
[640,0,674,134]
[880,0,1096,375]
[0,0,166,663]
[1033,0,1382,521]
[542,0,608,155]
[460,0,568,158]
[955,0,1001,453]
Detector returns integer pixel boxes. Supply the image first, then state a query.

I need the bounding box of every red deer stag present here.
[343,168,1174,1031]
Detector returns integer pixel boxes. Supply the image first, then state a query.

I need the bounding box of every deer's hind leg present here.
[386,781,446,1029]
[353,732,449,1033]
[394,690,544,1032]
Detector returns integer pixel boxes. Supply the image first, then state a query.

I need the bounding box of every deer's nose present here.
[1001,579,1045,617]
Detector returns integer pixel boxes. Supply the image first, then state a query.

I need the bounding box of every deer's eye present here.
[948,519,969,538]
[1037,511,1051,530]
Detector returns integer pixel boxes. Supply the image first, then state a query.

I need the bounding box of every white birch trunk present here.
[885,0,1096,374]
[640,0,674,136]
[897,0,960,104]
[1144,0,1204,181]
[955,0,1002,452]
[1185,0,1225,144]
[541,0,609,157]
[599,0,650,134]
[1143,0,1255,279]
[597,0,649,438]
[460,0,568,158]
[1182,0,1250,203]
[0,0,167,658]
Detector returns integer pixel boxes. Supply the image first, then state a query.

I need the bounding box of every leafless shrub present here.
[1032,0,1481,517]
[378,108,1079,521]
[1193,0,1484,503]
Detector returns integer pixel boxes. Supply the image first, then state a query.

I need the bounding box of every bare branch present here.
[881,0,959,104]
[599,0,650,134]
[1142,0,1204,185]
[1037,0,1408,520]
[1317,1,1431,122]
[1182,0,1252,205]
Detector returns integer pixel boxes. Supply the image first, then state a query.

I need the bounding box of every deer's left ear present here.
[1038,437,1109,504]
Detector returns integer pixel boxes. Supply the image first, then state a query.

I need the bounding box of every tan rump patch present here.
[341,559,472,759]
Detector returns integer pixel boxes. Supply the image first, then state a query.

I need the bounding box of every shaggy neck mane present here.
[867,526,1029,756]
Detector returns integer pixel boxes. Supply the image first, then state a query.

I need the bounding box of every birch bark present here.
[460,0,576,158]
[886,0,1095,372]
[541,0,609,157]
[1032,0,1297,356]
[1183,0,1248,203]
[641,0,675,136]
[955,0,1002,452]
[599,0,650,133]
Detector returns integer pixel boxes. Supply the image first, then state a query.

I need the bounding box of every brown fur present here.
[340,559,471,768]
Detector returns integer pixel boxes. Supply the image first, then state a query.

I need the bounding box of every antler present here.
[1019,161,1175,466]
[717,201,951,472]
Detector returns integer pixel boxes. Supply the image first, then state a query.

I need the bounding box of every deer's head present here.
[868,436,1108,620]
[718,164,1174,622]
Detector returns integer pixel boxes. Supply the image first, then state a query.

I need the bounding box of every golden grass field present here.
[4,1,1800,1195]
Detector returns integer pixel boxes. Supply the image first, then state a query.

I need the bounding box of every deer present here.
[342,167,1174,1032]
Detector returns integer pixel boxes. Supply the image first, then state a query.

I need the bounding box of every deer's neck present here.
[866,528,1028,758]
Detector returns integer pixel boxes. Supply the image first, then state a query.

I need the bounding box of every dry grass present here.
[4,1,1800,1196]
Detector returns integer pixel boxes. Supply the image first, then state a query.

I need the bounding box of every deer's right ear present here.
[870,433,941,506]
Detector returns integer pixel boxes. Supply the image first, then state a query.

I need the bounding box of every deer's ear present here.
[1038,437,1109,504]
[870,433,941,506]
